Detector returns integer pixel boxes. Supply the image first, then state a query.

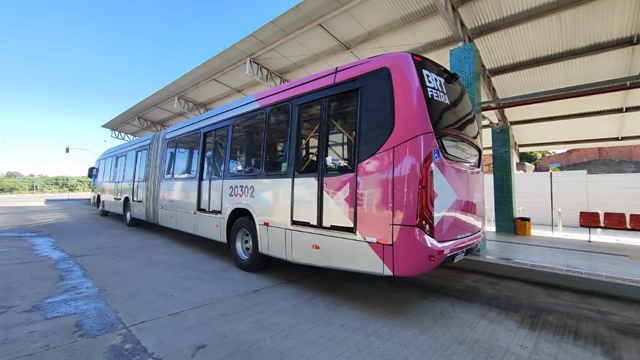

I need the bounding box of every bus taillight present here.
[418,153,435,238]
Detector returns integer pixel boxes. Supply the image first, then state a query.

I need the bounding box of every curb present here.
[452,255,640,302]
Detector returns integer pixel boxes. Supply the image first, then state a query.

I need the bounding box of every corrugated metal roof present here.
[103,0,640,152]
[493,47,636,97]
[460,0,555,32]
[475,0,638,70]
[505,93,627,121]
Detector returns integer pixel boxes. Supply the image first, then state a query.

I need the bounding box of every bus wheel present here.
[123,200,140,227]
[230,217,268,272]
[98,199,109,217]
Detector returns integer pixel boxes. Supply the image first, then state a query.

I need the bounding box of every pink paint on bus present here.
[323,174,356,224]
[433,160,483,241]
[356,151,394,244]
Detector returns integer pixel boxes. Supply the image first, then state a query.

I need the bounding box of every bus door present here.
[199,127,228,212]
[292,91,358,231]
[114,155,126,200]
[132,149,147,202]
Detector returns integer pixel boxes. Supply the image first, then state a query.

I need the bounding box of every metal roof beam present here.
[111,115,167,138]
[114,116,167,137]
[483,106,640,128]
[110,130,137,142]
[145,82,242,127]
[318,24,360,61]
[472,0,595,39]
[491,39,639,77]
[482,75,640,111]
[133,116,167,133]
[435,0,509,125]
[453,0,480,6]
[434,0,469,43]
[489,135,640,151]
[174,96,210,115]
[245,58,288,87]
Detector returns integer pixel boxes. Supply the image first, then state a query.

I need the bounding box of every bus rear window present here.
[415,56,481,166]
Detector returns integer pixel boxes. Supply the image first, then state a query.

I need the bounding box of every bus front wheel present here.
[98,198,109,217]
[123,200,140,227]
[230,217,268,272]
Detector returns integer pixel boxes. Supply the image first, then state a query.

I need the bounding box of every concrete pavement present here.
[1,195,640,359]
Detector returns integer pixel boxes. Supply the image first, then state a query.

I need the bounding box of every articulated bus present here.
[88,52,484,276]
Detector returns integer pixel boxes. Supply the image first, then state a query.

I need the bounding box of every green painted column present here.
[491,125,516,234]
[450,43,487,250]
[450,43,481,125]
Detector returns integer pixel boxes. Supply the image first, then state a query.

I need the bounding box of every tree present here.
[4,171,25,179]
[519,151,554,165]
[0,173,90,194]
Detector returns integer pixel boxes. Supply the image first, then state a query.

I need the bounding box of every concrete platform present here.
[454,227,640,301]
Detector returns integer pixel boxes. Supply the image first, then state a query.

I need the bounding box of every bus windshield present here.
[415,56,481,167]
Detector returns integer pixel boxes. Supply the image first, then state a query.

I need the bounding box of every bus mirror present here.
[87,166,95,179]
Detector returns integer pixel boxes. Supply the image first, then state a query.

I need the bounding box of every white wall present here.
[484,171,640,227]
[515,172,553,226]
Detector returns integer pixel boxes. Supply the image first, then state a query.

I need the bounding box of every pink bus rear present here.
[336,53,484,276]
[395,54,484,275]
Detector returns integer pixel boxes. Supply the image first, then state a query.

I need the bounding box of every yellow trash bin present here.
[514,218,522,235]
[515,217,531,236]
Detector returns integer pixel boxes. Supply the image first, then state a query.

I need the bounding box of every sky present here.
[0,0,302,177]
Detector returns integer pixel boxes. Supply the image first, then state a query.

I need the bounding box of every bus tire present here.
[123,200,140,227]
[230,217,268,272]
[99,199,109,217]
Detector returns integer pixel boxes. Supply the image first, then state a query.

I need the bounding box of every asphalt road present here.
[1,196,639,360]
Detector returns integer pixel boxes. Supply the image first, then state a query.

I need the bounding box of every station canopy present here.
[103,0,640,152]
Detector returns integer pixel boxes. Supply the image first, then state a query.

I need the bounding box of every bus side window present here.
[325,91,358,175]
[98,159,106,182]
[174,132,200,179]
[296,100,322,175]
[265,104,291,174]
[111,157,118,182]
[229,112,265,175]
[202,128,227,179]
[135,149,147,181]
[203,133,214,180]
[104,157,113,182]
[213,127,227,178]
[116,155,126,182]
[124,151,135,182]
[164,139,177,179]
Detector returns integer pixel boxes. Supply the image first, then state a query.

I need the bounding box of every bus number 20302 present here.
[228,185,255,198]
